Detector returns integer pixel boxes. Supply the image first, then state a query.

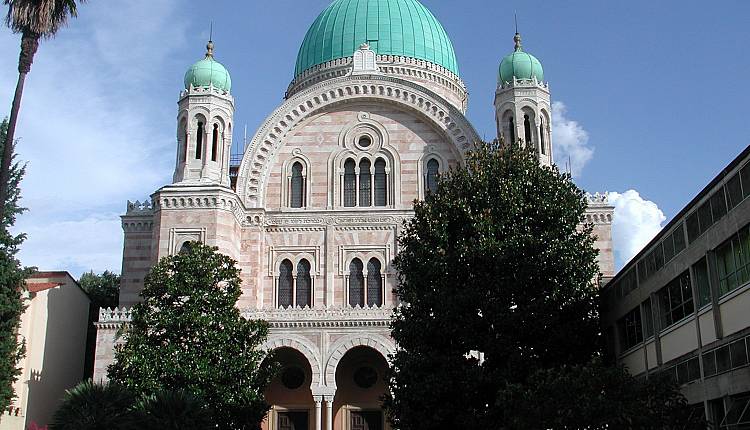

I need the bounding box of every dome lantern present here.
[498,32,544,84]
[184,40,232,93]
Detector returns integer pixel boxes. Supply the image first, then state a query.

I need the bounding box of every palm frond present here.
[4,0,86,38]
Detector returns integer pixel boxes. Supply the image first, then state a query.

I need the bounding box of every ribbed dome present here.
[498,33,544,84]
[184,41,232,92]
[295,0,459,77]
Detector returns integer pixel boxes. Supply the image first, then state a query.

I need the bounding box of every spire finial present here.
[205,22,214,58]
[513,13,522,52]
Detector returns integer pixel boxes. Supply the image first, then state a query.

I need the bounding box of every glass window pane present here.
[716,345,731,373]
[687,357,701,382]
[676,361,689,385]
[687,213,700,243]
[290,162,304,208]
[710,189,728,221]
[673,226,687,254]
[344,159,356,207]
[296,260,312,308]
[359,159,372,207]
[727,173,744,209]
[742,163,750,200]
[698,201,714,234]
[663,234,675,263]
[278,260,294,308]
[374,159,387,206]
[731,339,749,368]
[366,258,383,307]
[703,351,717,377]
[349,259,365,307]
[426,159,439,194]
[693,258,712,307]
[642,298,654,338]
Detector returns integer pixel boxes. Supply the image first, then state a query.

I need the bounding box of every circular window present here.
[353,366,378,389]
[357,135,372,148]
[281,366,305,390]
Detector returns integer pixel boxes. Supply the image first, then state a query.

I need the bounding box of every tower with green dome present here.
[173,40,235,185]
[495,31,553,167]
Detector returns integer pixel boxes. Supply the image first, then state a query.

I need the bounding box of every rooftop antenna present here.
[210,21,213,42]
[514,12,518,34]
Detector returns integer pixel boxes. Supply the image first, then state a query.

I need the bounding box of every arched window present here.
[508,117,515,145]
[359,159,371,207]
[211,124,219,162]
[349,258,364,307]
[524,114,533,146]
[540,120,546,155]
[367,258,383,307]
[344,159,356,207]
[195,122,204,159]
[290,162,305,208]
[278,260,293,308]
[374,158,387,207]
[426,159,439,195]
[296,259,312,308]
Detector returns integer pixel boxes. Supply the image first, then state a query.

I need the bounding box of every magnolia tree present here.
[108,243,276,430]
[385,142,703,429]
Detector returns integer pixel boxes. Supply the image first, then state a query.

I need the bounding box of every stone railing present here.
[242,306,393,329]
[586,192,610,205]
[498,76,549,90]
[99,307,132,323]
[126,200,153,215]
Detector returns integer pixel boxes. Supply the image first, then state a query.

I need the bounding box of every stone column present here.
[314,396,323,430]
[325,395,333,430]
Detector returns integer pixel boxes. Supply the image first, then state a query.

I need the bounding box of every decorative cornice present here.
[151,185,246,225]
[126,200,153,215]
[497,76,550,91]
[237,75,480,209]
[95,307,132,329]
[243,306,392,328]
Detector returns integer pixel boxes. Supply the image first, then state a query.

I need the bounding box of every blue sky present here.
[0,0,748,277]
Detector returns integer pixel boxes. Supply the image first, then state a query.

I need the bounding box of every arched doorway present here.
[264,347,315,430]
[333,346,389,430]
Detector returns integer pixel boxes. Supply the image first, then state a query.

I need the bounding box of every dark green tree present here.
[79,270,119,379]
[0,117,30,415]
[50,381,141,430]
[386,142,699,429]
[79,270,119,310]
[138,389,213,430]
[108,242,276,430]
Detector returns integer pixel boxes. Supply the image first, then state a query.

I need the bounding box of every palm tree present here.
[0,0,86,216]
[50,381,142,430]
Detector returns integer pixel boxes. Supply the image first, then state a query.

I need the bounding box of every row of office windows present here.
[287,157,441,209]
[276,257,384,308]
[659,333,750,389]
[615,224,750,352]
[609,160,750,301]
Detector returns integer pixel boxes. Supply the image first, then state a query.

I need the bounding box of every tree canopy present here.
[0,117,30,414]
[108,242,276,430]
[386,142,700,429]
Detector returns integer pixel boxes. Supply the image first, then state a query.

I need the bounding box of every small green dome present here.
[184,41,232,92]
[295,0,460,77]
[498,33,544,84]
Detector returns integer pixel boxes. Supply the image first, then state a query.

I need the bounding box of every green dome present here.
[295,0,459,77]
[498,34,544,84]
[184,42,232,92]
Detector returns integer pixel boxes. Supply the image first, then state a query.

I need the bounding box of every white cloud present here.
[0,0,188,276]
[15,213,123,277]
[552,101,594,178]
[608,190,667,268]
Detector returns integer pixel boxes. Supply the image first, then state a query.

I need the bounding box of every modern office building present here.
[603,145,750,428]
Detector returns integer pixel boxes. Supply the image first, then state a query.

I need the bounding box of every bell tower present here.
[494,32,553,167]
[174,40,234,186]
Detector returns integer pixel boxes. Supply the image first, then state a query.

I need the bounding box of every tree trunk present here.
[0,31,39,220]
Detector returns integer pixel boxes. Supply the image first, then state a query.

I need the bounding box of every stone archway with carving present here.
[236,74,481,208]
[323,333,396,388]
[263,334,323,389]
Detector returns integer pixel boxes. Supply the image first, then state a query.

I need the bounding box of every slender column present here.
[314,396,322,430]
[325,396,333,430]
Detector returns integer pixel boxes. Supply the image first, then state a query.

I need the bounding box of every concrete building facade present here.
[603,145,750,428]
[95,1,615,429]
[1,272,90,430]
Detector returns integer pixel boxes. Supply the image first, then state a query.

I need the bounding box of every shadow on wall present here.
[24,286,88,428]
